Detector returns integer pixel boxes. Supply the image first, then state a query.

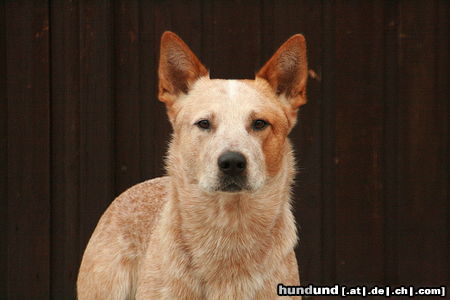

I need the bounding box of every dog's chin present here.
[217,175,251,193]
[218,182,245,193]
[198,173,265,194]
[198,180,251,194]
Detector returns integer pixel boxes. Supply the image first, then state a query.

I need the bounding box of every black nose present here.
[218,151,247,176]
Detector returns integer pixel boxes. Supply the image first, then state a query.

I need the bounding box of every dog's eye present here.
[196,119,210,130]
[252,119,269,130]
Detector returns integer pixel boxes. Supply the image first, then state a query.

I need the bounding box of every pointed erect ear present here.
[256,34,308,111]
[158,31,208,106]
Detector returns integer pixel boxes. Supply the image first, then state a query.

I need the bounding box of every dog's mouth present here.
[221,182,243,192]
[218,175,248,193]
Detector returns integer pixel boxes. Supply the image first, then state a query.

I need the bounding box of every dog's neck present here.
[166,141,296,235]
[164,142,298,282]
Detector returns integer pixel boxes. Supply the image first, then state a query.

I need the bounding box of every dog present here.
[77,31,308,299]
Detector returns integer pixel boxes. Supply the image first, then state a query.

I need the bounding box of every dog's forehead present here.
[192,79,261,103]
[185,78,280,112]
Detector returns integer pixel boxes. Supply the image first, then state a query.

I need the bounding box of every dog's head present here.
[158,32,307,193]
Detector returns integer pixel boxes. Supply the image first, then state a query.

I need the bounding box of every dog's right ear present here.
[158,31,208,107]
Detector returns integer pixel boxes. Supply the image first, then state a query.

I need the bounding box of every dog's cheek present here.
[262,129,287,176]
[184,151,197,179]
[185,132,215,183]
[178,130,202,180]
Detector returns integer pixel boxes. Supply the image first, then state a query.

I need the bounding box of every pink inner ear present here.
[159,32,208,101]
[256,34,308,108]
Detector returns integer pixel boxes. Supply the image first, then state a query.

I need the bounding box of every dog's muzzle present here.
[217,151,248,192]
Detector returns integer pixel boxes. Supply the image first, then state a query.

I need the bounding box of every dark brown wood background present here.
[1,0,448,299]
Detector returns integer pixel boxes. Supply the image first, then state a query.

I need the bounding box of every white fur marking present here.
[228,80,238,101]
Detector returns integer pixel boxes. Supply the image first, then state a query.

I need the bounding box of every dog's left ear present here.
[158,31,209,108]
[256,34,308,127]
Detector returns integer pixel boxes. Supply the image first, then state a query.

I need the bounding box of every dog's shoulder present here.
[112,175,170,230]
[114,175,170,212]
[92,176,171,253]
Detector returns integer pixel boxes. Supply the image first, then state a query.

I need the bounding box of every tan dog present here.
[77,31,307,300]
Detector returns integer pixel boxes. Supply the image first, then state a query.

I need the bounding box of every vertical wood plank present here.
[156,0,203,53]
[321,0,337,285]
[383,0,400,284]
[261,0,324,284]
[0,0,7,296]
[114,0,140,195]
[334,1,385,284]
[202,0,261,79]
[78,0,114,257]
[435,0,449,285]
[6,1,50,297]
[138,0,161,180]
[114,0,142,195]
[50,0,81,298]
[396,0,447,284]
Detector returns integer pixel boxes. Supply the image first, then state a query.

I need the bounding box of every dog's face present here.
[171,78,289,193]
[158,32,307,193]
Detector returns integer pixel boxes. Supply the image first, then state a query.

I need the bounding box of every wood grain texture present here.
[396,0,447,284]
[383,0,400,285]
[50,0,81,298]
[114,0,142,196]
[203,0,261,79]
[334,0,385,284]
[78,0,114,258]
[138,0,161,181]
[0,0,7,296]
[6,1,50,297]
[320,0,337,284]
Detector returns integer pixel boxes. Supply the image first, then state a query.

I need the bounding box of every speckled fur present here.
[77,32,308,300]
